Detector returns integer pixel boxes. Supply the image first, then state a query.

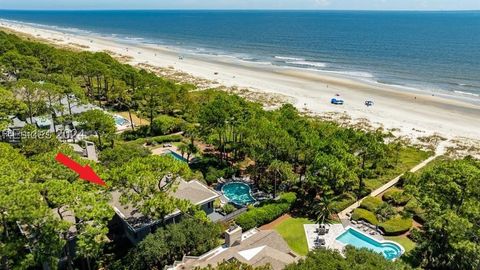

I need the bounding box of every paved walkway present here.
[338,141,448,221]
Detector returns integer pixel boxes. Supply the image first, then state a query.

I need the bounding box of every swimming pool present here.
[166,150,188,163]
[336,227,404,260]
[113,115,129,126]
[221,182,255,206]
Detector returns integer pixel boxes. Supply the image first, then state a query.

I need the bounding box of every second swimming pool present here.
[222,182,255,206]
[336,227,404,260]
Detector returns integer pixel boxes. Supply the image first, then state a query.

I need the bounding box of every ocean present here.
[0,10,479,100]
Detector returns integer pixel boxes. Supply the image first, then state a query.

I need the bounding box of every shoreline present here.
[3,18,480,106]
[1,19,480,146]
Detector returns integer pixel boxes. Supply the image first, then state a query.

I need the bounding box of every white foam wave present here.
[274,56,305,61]
[454,90,480,97]
[287,61,327,68]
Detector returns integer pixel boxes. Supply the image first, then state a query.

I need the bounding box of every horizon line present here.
[0,8,479,12]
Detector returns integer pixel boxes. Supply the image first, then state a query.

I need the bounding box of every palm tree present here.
[314,195,333,226]
[186,140,199,162]
[178,143,188,159]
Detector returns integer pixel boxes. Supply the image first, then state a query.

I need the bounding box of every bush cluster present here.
[379,217,413,236]
[235,192,296,230]
[404,199,426,223]
[127,134,183,146]
[359,196,383,212]
[382,188,411,206]
[330,193,357,213]
[151,115,185,135]
[351,208,379,225]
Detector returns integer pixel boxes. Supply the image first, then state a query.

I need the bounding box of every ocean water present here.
[0,10,479,100]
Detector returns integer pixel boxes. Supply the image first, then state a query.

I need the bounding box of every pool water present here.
[113,115,129,126]
[336,228,403,260]
[166,151,188,163]
[222,182,255,206]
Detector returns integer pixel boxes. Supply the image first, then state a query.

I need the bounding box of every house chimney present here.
[225,225,242,247]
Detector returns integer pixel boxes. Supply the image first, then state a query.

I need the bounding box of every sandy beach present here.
[1,20,479,147]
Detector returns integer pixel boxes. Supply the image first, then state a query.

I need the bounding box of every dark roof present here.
[110,179,219,230]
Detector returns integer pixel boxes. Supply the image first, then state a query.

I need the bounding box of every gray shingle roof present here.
[110,179,219,229]
[175,229,299,270]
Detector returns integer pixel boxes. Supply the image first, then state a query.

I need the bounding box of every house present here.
[110,179,220,244]
[69,141,98,162]
[1,116,27,143]
[167,225,300,270]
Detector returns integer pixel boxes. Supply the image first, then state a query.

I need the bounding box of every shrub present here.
[379,217,413,236]
[205,167,226,185]
[351,208,379,225]
[129,134,183,146]
[360,196,383,212]
[235,192,296,230]
[404,199,426,223]
[121,126,150,140]
[383,188,411,206]
[374,202,397,222]
[330,193,356,213]
[221,204,237,215]
[151,115,184,135]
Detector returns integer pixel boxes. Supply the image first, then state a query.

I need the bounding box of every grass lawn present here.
[365,147,433,191]
[272,217,313,256]
[385,236,416,253]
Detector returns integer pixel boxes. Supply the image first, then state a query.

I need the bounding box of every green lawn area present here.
[273,217,313,256]
[365,147,433,191]
[385,235,416,253]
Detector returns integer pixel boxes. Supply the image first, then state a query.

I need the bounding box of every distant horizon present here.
[1,9,479,12]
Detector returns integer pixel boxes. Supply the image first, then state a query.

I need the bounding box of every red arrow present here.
[55,152,107,187]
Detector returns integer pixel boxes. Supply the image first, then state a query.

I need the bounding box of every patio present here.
[304,223,345,252]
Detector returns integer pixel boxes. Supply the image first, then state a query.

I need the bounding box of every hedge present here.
[359,196,383,212]
[379,217,413,236]
[235,192,296,231]
[351,208,378,225]
[330,193,356,213]
[127,134,183,146]
[382,188,411,206]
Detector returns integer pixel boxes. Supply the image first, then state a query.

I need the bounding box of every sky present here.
[0,0,479,11]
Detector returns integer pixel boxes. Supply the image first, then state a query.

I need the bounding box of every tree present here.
[121,217,221,270]
[19,124,60,157]
[353,131,390,194]
[314,194,334,225]
[405,157,480,270]
[0,143,79,270]
[137,74,171,132]
[0,87,26,129]
[79,109,116,149]
[284,247,412,270]
[265,160,296,198]
[40,82,63,133]
[110,155,199,222]
[13,79,47,123]
[33,146,114,270]
[0,50,41,80]
[186,139,199,161]
[98,143,151,168]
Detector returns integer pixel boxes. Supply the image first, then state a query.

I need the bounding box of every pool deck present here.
[304,224,345,252]
[304,224,404,260]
